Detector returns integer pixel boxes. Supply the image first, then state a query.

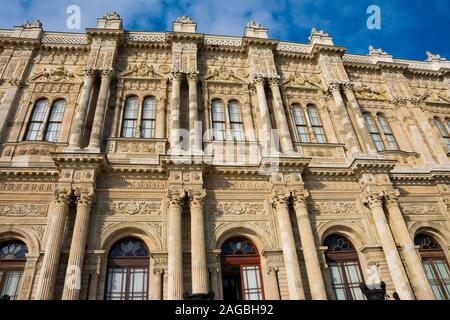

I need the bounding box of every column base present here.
[184,292,215,300]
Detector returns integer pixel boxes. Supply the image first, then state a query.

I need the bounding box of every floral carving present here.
[0,204,48,216]
[206,201,266,216]
[309,201,360,216]
[100,201,162,216]
[401,204,441,216]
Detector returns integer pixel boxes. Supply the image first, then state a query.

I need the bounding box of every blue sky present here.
[0,0,448,61]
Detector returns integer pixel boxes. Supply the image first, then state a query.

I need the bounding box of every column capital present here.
[74,185,95,207]
[169,71,183,82]
[271,190,290,209]
[363,191,384,209]
[327,81,341,93]
[292,189,309,209]
[267,76,281,87]
[167,189,186,208]
[252,75,266,86]
[54,186,72,205]
[100,68,113,78]
[186,71,199,83]
[83,66,96,78]
[384,189,401,209]
[188,189,206,208]
[342,81,354,92]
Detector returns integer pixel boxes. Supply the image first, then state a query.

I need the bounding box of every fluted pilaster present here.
[253,76,273,153]
[167,190,185,300]
[62,188,94,300]
[268,77,295,154]
[68,67,96,150]
[189,189,208,294]
[271,191,305,300]
[365,192,415,300]
[292,190,327,300]
[169,71,183,149]
[88,68,113,151]
[35,188,71,300]
[328,82,361,155]
[385,190,435,300]
[187,72,201,152]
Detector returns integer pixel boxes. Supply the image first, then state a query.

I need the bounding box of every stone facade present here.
[0,13,449,300]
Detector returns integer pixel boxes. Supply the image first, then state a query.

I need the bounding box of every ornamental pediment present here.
[119,63,165,79]
[29,66,83,83]
[204,66,247,83]
[281,72,323,91]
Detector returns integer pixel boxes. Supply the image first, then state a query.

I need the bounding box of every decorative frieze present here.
[0,203,48,216]
[400,204,441,216]
[99,201,163,216]
[205,201,266,217]
[308,201,360,216]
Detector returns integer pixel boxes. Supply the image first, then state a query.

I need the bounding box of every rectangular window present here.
[128,268,148,300]
[106,268,127,300]
[241,265,263,300]
[328,262,365,300]
[292,106,310,143]
[0,270,24,300]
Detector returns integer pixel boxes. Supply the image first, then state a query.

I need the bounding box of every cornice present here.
[50,152,108,170]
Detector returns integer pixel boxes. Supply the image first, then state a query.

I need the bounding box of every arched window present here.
[44,99,65,142]
[228,101,244,141]
[291,104,309,143]
[307,104,326,143]
[105,237,149,300]
[221,237,264,300]
[141,97,156,138]
[363,113,384,151]
[415,234,450,300]
[211,99,226,140]
[324,235,365,300]
[25,99,49,141]
[0,240,28,300]
[434,118,450,150]
[377,114,398,150]
[121,96,138,138]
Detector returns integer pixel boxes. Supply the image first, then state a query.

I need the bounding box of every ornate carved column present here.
[266,266,281,300]
[187,72,201,152]
[292,191,327,300]
[169,71,183,149]
[151,269,163,300]
[253,76,273,153]
[35,187,71,300]
[364,192,415,300]
[189,189,208,295]
[271,191,305,300]
[385,190,435,300]
[167,190,185,300]
[62,187,94,300]
[88,68,113,151]
[328,82,362,155]
[268,77,295,154]
[68,67,96,150]
[342,82,378,155]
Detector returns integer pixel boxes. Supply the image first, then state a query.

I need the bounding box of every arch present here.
[215,223,272,253]
[317,221,367,251]
[100,222,162,254]
[0,225,40,254]
[409,221,450,248]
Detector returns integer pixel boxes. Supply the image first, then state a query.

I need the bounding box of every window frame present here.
[227,100,244,141]
[24,99,50,141]
[105,238,150,301]
[211,99,227,141]
[434,117,450,151]
[306,104,327,144]
[121,96,139,138]
[363,112,385,151]
[291,103,310,143]
[376,113,398,151]
[324,235,365,301]
[44,99,66,142]
[140,96,156,139]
